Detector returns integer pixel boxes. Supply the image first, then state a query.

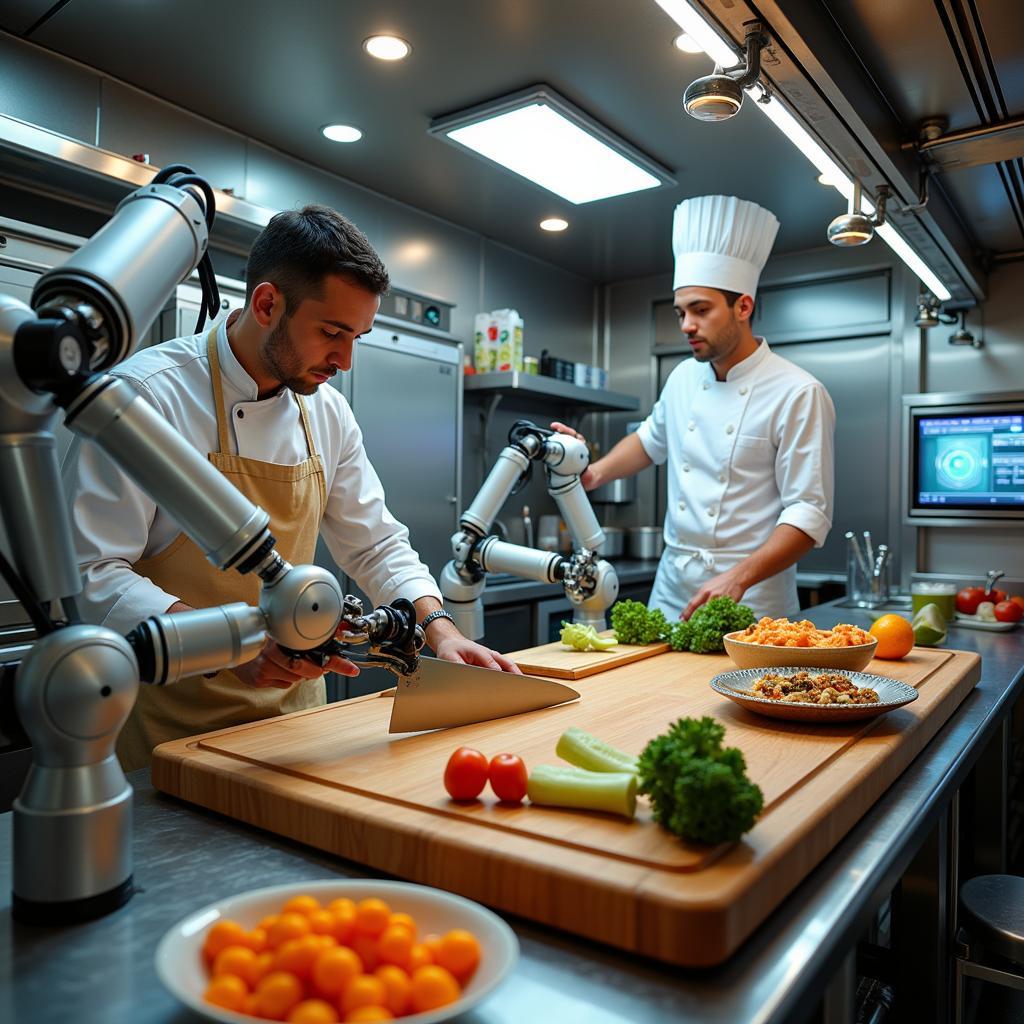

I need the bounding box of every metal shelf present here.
[465,371,639,412]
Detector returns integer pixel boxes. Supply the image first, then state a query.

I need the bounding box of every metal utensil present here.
[522,505,533,548]
[388,656,580,733]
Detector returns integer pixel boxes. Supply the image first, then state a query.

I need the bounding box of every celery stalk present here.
[556,726,639,775]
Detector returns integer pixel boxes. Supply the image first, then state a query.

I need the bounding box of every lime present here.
[912,602,948,646]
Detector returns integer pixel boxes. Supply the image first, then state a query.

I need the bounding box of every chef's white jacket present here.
[62,319,442,633]
[636,338,835,618]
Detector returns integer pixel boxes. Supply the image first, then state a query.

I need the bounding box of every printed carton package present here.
[491,308,524,372]
[473,312,498,372]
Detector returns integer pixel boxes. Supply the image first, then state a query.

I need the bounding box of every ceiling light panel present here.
[430,87,673,204]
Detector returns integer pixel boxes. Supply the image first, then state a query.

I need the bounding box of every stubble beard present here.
[692,313,742,365]
[261,315,318,395]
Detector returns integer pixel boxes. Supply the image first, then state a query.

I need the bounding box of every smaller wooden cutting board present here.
[505,634,670,679]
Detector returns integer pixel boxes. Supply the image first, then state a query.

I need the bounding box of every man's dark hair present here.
[716,288,756,321]
[244,205,390,310]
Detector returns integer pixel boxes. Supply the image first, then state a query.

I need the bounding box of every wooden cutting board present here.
[153,646,979,967]
[505,635,670,678]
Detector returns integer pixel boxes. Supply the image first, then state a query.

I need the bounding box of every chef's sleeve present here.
[61,377,182,633]
[635,391,670,465]
[319,406,442,609]
[773,382,835,547]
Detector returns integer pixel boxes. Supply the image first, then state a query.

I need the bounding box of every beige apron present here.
[116,328,329,771]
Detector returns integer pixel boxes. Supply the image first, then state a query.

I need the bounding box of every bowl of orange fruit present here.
[154,879,518,1024]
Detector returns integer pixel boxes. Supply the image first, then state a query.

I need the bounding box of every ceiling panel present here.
[0,1,57,35]
[8,0,847,282]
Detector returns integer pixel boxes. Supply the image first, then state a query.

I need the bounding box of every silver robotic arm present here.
[440,420,618,640]
[1,168,350,924]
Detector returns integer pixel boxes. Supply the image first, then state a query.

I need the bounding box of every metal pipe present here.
[909,114,1024,154]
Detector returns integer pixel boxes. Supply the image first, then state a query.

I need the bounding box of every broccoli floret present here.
[637,716,763,845]
[684,596,755,653]
[668,619,692,652]
[609,600,669,645]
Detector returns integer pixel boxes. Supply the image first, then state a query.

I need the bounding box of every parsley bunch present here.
[609,600,670,645]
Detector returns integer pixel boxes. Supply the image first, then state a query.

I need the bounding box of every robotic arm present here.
[440,421,618,640]
[0,167,390,923]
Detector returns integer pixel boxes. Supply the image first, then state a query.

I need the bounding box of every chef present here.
[554,194,835,620]
[63,204,520,771]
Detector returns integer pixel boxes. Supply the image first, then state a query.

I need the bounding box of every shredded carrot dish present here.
[736,617,874,648]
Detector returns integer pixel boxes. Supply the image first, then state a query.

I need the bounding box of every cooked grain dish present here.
[750,671,880,705]
[737,617,874,648]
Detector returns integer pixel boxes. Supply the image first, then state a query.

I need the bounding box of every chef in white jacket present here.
[63,204,519,770]
[554,195,835,620]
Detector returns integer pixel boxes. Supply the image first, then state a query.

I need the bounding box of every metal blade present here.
[387,656,580,733]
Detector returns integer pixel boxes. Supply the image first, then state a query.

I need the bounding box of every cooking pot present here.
[627,526,664,560]
[597,526,624,558]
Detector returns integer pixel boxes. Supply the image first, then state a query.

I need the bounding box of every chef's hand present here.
[682,568,748,621]
[231,640,360,690]
[433,636,523,675]
[549,421,600,490]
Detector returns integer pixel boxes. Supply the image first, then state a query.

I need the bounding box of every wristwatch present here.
[420,609,456,630]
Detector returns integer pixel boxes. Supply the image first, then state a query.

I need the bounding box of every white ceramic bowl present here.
[155,879,519,1024]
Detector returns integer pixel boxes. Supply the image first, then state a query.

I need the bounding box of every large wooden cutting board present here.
[505,635,670,678]
[153,646,980,967]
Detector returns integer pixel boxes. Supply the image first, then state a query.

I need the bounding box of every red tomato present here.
[443,747,489,801]
[1011,595,1024,612]
[994,601,1023,623]
[488,753,528,803]
[985,589,1008,606]
[956,587,986,616]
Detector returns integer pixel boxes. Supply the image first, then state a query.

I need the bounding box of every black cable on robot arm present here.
[0,550,54,635]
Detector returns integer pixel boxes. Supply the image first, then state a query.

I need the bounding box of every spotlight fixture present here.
[949,310,983,349]
[322,124,362,143]
[827,180,890,247]
[914,293,957,330]
[683,22,770,122]
[363,35,411,61]
[540,217,569,232]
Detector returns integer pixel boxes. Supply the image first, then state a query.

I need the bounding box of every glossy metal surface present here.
[1,600,1022,1023]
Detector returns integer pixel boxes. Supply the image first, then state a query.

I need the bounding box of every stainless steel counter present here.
[1,602,1022,1024]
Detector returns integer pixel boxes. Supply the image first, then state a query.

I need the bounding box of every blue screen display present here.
[915,413,1024,508]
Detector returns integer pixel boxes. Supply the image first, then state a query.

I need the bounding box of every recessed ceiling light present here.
[429,86,673,204]
[363,35,411,61]
[673,33,703,53]
[540,218,569,232]
[322,124,363,143]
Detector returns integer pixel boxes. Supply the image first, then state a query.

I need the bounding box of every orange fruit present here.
[331,902,357,944]
[340,974,388,1015]
[327,897,356,918]
[436,929,481,979]
[308,909,337,936]
[284,894,322,917]
[204,973,248,1012]
[350,933,380,971]
[869,614,915,660]
[212,944,260,987]
[259,914,280,933]
[245,927,268,953]
[354,898,391,937]
[421,933,443,962]
[312,945,363,999]
[410,964,461,1012]
[344,1007,394,1022]
[287,997,340,1023]
[407,942,434,972]
[203,919,248,961]
[387,913,417,938]
[253,970,304,1020]
[374,965,411,1016]
[273,935,324,980]
[268,912,313,949]
[253,951,276,985]
[376,925,414,969]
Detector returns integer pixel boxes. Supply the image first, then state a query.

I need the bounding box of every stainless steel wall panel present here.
[0,34,98,143]
[97,80,247,196]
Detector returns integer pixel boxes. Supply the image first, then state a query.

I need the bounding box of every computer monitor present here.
[904,391,1024,525]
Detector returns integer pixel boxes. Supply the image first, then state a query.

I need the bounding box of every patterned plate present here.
[709,667,919,722]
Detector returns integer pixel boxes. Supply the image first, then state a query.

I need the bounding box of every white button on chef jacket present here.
[635,337,835,592]
[61,319,441,633]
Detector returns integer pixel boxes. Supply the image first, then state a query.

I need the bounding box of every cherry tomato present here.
[488,753,528,803]
[985,588,1008,606]
[1010,595,1024,612]
[994,601,1023,624]
[443,747,488,801]
[956,587,986,616]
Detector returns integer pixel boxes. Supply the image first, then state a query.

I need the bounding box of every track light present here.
[914,293,957,329]
[949,310,983,349]
[683,23,770,122]
[827,180,890,246]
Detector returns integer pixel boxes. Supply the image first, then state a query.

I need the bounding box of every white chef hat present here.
[672,195,780,296]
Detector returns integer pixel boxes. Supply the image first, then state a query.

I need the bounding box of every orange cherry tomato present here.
[488,753,528,803]
[443,747,489,801]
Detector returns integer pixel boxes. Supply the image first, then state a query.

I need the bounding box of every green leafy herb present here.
[609,600,670,645]
[637,716,764,845]
[670,596,755,654]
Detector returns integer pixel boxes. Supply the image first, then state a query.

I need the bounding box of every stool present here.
[955,875,1024,1024]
